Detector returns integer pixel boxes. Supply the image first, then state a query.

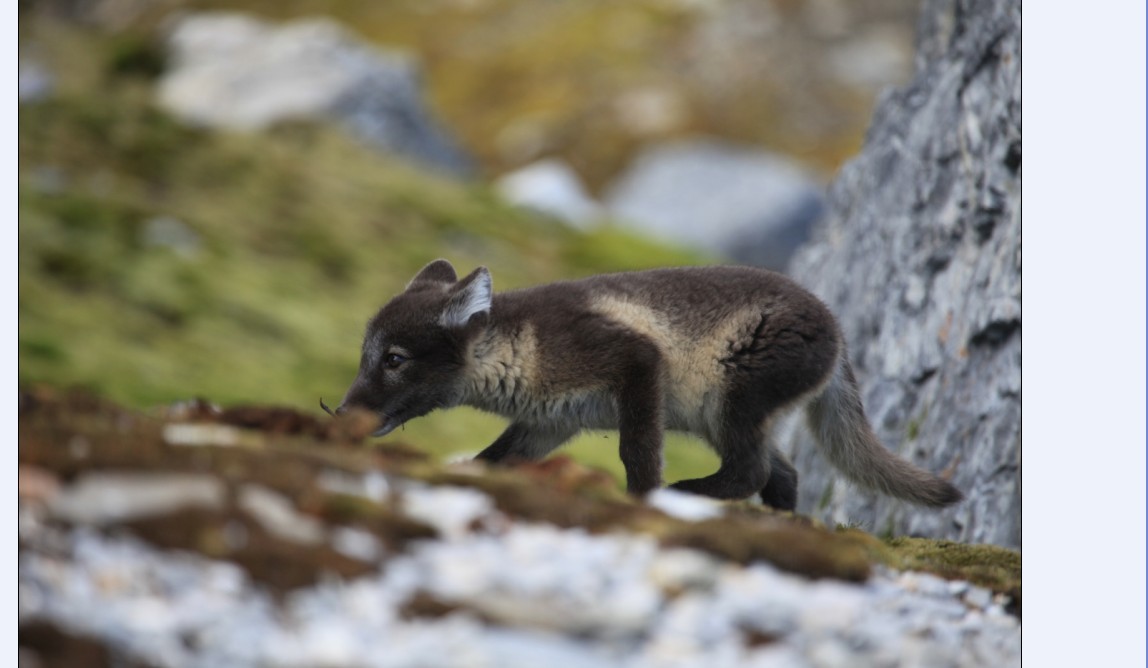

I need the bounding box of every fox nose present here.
[337,378,371,414]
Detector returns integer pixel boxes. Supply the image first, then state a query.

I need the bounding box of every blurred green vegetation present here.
[19,15,720,484]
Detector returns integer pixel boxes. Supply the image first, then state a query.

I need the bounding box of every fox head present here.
[337,259,492,436]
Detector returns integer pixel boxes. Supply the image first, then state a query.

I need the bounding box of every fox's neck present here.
[461,320,538,417]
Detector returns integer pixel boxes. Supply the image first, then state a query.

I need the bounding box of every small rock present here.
[647,488,725,522]
[158,12,471,175]
[401,485,495,539]
[142,216,201,258]
[331,527,383,562]
[604,139,825,271]
[47,472,224,525]
[163,423,242,447]
[647,548,720,594]
[495,159,602,228]
[317,469,391,503]
[19,59,53,102]
[946,579,970,597]
[238,485,324,545]
[962,585,993,610]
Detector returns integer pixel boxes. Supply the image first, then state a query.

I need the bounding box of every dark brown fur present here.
[337,259,962,510]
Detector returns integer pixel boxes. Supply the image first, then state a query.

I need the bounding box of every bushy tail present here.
[805,351,963,507]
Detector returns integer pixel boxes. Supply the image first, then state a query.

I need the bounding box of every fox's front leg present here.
[614,344,665,496]
[475,422,577,464]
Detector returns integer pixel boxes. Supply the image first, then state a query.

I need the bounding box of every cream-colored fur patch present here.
[465,323,620,428]
[588,295,764,438]
[464,323,539,413]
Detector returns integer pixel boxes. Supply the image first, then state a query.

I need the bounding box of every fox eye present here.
[384,353,407,369]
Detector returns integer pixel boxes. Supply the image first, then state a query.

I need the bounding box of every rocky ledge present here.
[19,389,1019,667]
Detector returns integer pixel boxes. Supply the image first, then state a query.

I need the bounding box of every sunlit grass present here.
[375,406,721,489]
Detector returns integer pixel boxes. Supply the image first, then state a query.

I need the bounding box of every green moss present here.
[884,537,1021,597]
[879,515,897,541]
[105,32,168,80]
[19,337,68,363]
[817,478,835,511]
[906,407,927,441]
[836,528,1021,613]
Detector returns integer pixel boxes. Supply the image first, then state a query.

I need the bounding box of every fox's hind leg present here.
[670,414,769,500]
[669,426,797,508]
[759,442,798,511]
[671,319,832,503]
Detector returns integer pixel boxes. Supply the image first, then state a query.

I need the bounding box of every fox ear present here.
[440,267,492,329]
[408,259,458,289]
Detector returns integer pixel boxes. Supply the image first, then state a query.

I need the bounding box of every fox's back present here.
[488,266,840,433]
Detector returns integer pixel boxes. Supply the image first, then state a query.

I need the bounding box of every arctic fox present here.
[334,259,962,510]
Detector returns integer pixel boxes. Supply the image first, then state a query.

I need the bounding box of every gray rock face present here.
[604,140,826,271]
[157,13,471,176]
[779,0,1021,548]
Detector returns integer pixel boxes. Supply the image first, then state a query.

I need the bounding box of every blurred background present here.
[18,0,920,484]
